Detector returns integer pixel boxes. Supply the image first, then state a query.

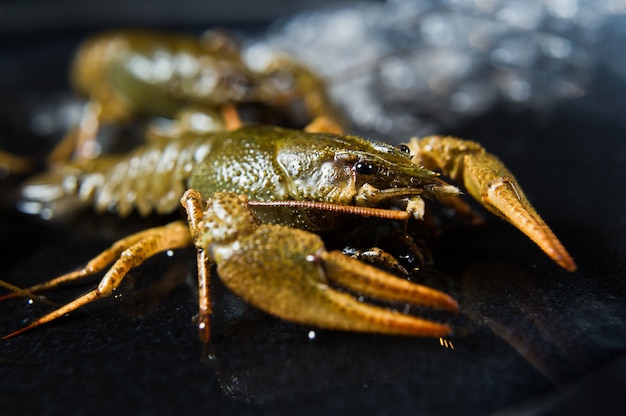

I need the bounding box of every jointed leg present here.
[3,220,192,338]
[0,150,34,176]
[1,222,191,301]
[304,116,344,135]
[47,101,103,164]
[181,189,213,344]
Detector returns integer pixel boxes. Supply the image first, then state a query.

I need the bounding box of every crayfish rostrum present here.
[0,30,575,344]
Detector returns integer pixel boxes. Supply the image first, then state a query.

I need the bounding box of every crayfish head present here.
[343,140,461,209]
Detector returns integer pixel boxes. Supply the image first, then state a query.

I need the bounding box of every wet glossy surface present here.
[1,9,626,416]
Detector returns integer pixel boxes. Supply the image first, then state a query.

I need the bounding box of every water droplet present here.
[499,75,532,102]
[546,0,579,19]
[40,207,53,221]
[421,14,454,46]
[496,0,543,30]
[380,57,415,90]
[541,35,573,59]
[607,0,626,15]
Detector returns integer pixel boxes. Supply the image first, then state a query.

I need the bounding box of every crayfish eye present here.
[397,144,411,155]
[355,161,377,175]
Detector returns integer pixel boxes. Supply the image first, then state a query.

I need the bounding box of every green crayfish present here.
[0,30,575,344]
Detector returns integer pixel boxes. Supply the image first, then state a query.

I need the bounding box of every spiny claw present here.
[408,136,576,272]
[186,191,458,338]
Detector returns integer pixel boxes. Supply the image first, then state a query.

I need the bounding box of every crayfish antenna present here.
[0,279,58,307]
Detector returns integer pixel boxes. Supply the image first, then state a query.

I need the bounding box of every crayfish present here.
[0,30,575,344]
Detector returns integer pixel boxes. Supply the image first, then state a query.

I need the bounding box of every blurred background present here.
[1,0,625,139]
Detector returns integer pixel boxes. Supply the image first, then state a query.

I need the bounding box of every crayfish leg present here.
[304,116,344,135]
[3,220,192,339]
[0,279,58,307]
[0,150,35,176]
[0,221,189,302]
[180,189,214,344]
[194,249,213,345]
[220,103,243,131]
[145,104,241,144]
[47,101,105,164]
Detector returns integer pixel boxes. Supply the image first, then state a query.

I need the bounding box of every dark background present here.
[1,1,625,415]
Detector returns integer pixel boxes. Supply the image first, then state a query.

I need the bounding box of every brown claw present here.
[471,168,577,272]
[320,251,458,313]
[213,223,457,337]
[409,136,576,272]
[181,190,457,341]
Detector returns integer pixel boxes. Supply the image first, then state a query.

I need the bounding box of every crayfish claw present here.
[213,223,456,338]
[462,152,577,272]
[320,251,458,313]
[409,136,576,272]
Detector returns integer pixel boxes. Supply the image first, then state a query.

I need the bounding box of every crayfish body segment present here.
[21,126,455,227]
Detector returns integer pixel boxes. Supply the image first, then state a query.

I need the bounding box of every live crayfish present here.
[50,29,340,163]
[0,30,576,344]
